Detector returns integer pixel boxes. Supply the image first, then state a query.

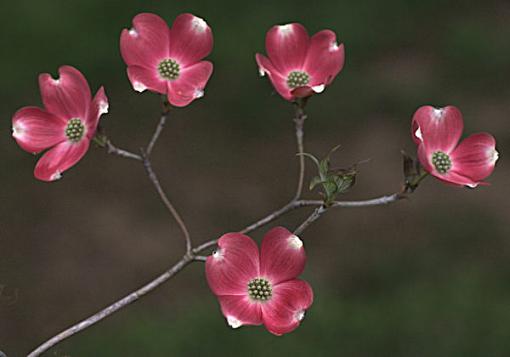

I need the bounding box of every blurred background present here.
[1,0,509,355]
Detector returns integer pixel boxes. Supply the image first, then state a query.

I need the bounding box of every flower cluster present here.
[206,227,313,335]
[10,12,500,340]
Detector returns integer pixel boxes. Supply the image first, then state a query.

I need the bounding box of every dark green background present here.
[1,0,509,356]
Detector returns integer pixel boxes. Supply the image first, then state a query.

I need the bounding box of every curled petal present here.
[260,227,306,285]
[450,133,498,183]
[12,107,66,153]
[217,295,262,328]
[411,105,463,153]
[255,53,293,101]
[39,66,92,120]
[127,65,167,94]
[304,30,345,87]
[266,23,309,74]
[169,13,213,66]
[418,143,479,187]
[205,232,259,296]
[86,87,109,139]
[34,140,90,182]
[262,279,313,336]
[120,13,170,68]
[167,61,213,107]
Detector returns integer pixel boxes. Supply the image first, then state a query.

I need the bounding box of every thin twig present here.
[106,140,143,161]
[146,100,171,156]
[141,150,192,253]
[293,100,307,200]
[27,254,195,357]
[294,205,327,235]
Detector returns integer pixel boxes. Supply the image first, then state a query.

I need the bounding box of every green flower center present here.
[65,118,85,142]
[287,71,310,89]
[432,151,452,174]
[248,278,272,301]
[158,59,180,80]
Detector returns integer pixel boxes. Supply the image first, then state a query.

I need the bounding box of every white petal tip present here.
[99,101,109,115]
[12,125,23,139]
[278,24,293,36]
[295,310,305,322]
[415,127,423,141]
[466,183,478,189]
[329,42,340,52]
[433,108,444,119]
[191,16,208,33]
[226,316,242,329]
[128,28,138,37]
[288,235,303,249]
[212,248,224,260]
[312,84,325,93]
[132,81,147,93]
[50,171,62,181]
[490,149,499,163]
[194,88,204,99]
[258,68,266,77]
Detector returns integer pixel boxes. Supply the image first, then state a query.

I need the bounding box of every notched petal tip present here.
[191,15,208,33]
[50,170,63,181]
[128,27,139,37]
[194,88,204,99]
[288,235,303,249]
[226,316,243,329]
[132,81,147,92]
[311,84,325,93]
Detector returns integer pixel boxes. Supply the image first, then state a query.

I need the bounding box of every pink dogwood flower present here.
[412,105,499,187]
[12,66,108,182]
[206,227,313,336]
[120,13,213,107]
[256,23,345,101]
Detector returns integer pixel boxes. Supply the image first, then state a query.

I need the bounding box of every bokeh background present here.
[1,0,510,356]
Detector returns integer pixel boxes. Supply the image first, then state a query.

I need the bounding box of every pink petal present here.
[85,86,109,139]
[266,23,309,74]
[417,143,479,187]
[12,107,66,153]
[34,140,90,182]
[261,279,313,336]
[450,133,498,183]
[120,13,170,68]
[411,105,463,153]
[216,295,262,328]
[167,61,213,107]
[303,30,345,87]
[255,53,293,101]
[260,227,306,285]
[39,66,92,120]
[205,232,260,296]
[127,65,167,94]
[168,13,213,66]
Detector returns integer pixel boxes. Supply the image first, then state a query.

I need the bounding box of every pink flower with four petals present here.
[120,13,213,107]
[412,105,499,187]
[206,227,313,335]
[12,66,108,182]
[256,23,345,101]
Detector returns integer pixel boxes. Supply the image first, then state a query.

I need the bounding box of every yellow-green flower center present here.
[432,151,452,174]
[158,59,180,80]
[287,71,310,89]
[65,118,85,142]
[248,278,272,301]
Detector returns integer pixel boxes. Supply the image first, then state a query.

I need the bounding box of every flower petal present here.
[216,295,262,328]
[450,133,498,183]
[12,107,66,153]
[39,66,92,120]
[167,61,213,107]
[205,232,260,296]
[303,30,345,87]
[417,143,479,187]
[260,227,306,285]
[255,53,293,101]
[34,140,90,182]
[120,13,170,68]
[266,23,309,74]
[85,86,109,139]
[168,13,213,66]
[411,105,463,153]
[261,279,313,336]
[127,65,167,94]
